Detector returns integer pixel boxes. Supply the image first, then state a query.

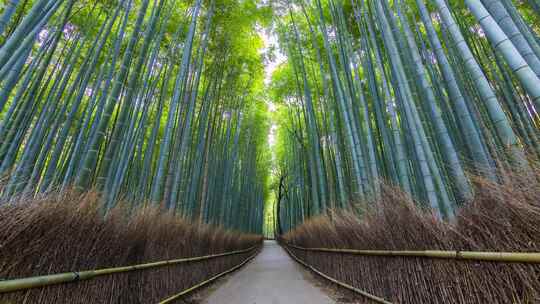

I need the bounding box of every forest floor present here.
[194,240,340,304]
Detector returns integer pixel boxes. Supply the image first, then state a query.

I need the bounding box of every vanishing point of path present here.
[203,240,335,304]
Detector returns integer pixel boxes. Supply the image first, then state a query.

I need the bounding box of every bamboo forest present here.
[0,0,539,303]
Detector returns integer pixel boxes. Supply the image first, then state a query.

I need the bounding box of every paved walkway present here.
[203,240,335,304]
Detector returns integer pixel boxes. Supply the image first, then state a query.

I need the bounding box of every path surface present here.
[203,240,335,304]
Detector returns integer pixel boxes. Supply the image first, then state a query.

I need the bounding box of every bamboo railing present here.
[283,245,392,304]
[285,243,540,263]
[0,245,260,294]
[282,242,540,304]
[158,248,260,303]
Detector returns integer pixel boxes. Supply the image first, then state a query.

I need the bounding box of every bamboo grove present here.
[0,0,273,234]
[271,0,540,232]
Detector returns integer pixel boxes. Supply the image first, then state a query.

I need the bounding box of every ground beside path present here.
[202,240,336,304]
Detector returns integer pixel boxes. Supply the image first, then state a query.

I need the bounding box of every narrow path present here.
[203,240,335,304]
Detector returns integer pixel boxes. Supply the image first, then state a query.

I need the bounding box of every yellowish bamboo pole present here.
[158,248,260,304]
[0,245,260,294]
[285,243,540,263]
[283,245,392,304]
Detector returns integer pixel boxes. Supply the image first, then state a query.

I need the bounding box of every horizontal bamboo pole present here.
[0,245,259,294]
[283,244,392,304]
[285,243,540,263]
[158,248,260,304]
